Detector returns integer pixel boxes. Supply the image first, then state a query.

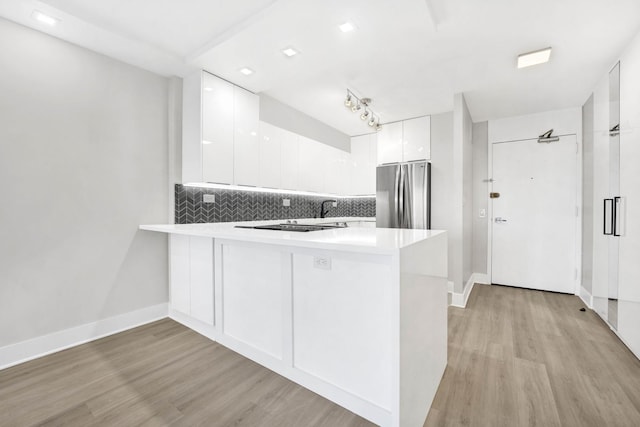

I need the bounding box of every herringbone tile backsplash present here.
[175,184,376,224]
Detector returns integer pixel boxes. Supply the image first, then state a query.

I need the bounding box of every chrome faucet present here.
[320,199,337,218]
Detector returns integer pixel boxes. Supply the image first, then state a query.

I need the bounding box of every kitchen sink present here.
[235,223,346,232]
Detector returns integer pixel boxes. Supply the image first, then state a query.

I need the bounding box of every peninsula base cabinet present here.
[163,232,448,427]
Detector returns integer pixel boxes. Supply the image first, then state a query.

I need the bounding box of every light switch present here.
[479,209,486,218]
[332,201,337,207]
[282,198,290,207]
[203,194,215,204]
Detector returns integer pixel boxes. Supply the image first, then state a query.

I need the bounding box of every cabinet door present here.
[259,121,282,189]
[170,234,191,315]
[202,74,234,184]
[298,137,325,192]
[377,121,403,164]
[403,116,431,162]
[292,253,393,409]
[233,87,260,186]
[324,146,348,195]
[367,133,378,194]
[190,237,214,325]
[618,50,640,356]
[350,135,371,195]
[280,130,299,190]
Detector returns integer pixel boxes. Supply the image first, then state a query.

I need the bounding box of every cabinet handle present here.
[604,199,613,235]
[614,196,622,237]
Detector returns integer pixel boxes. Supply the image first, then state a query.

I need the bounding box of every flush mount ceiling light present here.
[282,47,298,57]
[343,90,382,131]
[517,47,552,69]
[239,67,254,75]
[339,22,356,33]
[32,10,58,26]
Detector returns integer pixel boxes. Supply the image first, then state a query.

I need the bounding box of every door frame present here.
[486,133,583,295]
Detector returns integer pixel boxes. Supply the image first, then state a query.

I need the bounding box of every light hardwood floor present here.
[1,285,639,426]
[426,284,640,427]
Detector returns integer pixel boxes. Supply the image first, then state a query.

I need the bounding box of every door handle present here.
[604,198,614,235]
[495,217,507,223]
[614,196,622,237]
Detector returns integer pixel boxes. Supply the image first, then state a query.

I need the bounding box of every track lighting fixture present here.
[343,90,382,131]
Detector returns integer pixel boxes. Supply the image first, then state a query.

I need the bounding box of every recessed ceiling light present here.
[282,47,298,57]
[239,67,254,76]
[202,140,213,145]
[517,47,552,69]
[32,10,58,26]
[204,87,213,92]
[339,22,356,33]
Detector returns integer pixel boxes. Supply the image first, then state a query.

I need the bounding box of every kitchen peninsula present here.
[140,220,447,427]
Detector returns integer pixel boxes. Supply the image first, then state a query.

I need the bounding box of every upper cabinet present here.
[377,116,430,164]
[377,121,403,164]
[185,71,259,185]
[233,86,260,186]
[183,70,378,196]
[350,134,377,195]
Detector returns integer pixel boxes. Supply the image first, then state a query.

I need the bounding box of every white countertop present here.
[140,218,445,254]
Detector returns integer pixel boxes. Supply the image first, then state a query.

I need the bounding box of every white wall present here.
[460,95,473,290]
[472,121,489,275]
[0,18,169,347]
[430,112,456,289]
[259,94,350,151]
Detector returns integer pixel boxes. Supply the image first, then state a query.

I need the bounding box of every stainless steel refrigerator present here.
[376,161,431,229]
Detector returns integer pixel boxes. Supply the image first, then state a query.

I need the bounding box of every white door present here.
[491,135,577,293]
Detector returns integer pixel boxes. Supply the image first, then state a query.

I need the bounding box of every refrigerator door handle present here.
[398,165,405,228]
[404,165,414,228]
[393,166,401,228]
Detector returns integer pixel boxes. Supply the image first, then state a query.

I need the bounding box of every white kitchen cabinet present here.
[293,252,394,410]
[403,116,431,162]
[280,129,299,190]
[325,145,349,195]
[298,136,327,193]
[233,86,260,186]
[202,73,234,184]
[377,121,403,164]
[258,121,282,188]
[169,234,214,325]
[376,116,430,165]
[350,134,377,195]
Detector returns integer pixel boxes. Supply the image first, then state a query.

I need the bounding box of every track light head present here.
[344,94,353,108]
[375,123,382,131]
[351,102,362,112]
[368,115,376,126]
[360,109,370,121]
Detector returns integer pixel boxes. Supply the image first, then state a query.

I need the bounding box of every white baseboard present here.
[0,303,169,371]
[579,286,593,308]
[449,273,489,308]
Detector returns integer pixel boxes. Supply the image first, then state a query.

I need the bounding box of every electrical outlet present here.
[332,201,337,207]
[282,198,290,207]
[313,256,331,270]
[203,194,215,204]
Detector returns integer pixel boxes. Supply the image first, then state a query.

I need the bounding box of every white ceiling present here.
[2,0,640,135]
